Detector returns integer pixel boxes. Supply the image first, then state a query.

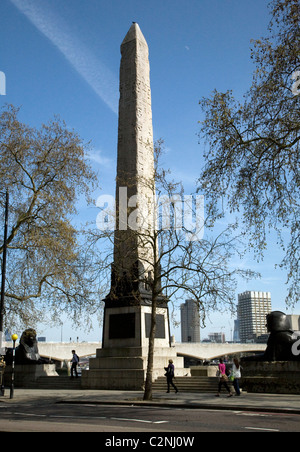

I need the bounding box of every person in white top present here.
[232,357,242,396]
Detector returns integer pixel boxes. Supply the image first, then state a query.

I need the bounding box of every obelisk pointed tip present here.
[122,22,147,46]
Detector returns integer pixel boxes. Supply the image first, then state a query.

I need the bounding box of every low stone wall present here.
[190,365,218,377]
[4,364,58,388]
[241,361,300,394]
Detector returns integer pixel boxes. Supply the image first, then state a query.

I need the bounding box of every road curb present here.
[56,398,300,415]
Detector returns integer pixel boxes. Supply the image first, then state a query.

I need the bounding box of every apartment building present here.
[238,291,272,343]
[180,299,201,343]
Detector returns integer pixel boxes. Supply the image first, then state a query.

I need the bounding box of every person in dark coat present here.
[164,359,178,393]
[70,350,79,378]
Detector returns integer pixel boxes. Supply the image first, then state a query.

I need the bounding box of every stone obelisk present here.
[111,21,157,304]
[82,24,184,390]
[102,22,170,349]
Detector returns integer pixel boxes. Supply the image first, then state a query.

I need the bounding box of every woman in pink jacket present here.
[216,359,233,397]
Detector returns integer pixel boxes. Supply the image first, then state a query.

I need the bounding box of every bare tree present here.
[198,0,300,306]
[0,105,100,331]
[90,141,257,400]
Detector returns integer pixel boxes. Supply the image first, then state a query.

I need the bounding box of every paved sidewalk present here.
[1,389,300,414]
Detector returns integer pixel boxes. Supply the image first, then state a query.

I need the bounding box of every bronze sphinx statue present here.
[243,311,300,362]
[6,328,52,365]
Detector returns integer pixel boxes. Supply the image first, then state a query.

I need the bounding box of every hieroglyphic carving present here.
[114,23,156,282]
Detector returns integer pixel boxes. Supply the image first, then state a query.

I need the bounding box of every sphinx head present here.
[20,328,38,348]
[266,311,292,333]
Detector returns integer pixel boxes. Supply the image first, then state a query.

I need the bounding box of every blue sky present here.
[1,0,296,342]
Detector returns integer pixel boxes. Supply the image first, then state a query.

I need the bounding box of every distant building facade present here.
[233,319,240,343]
[208,332,225,343]
[287,315,300,332]
[4,329,11,341]
[180,299,200,343]
[238,291,272,343]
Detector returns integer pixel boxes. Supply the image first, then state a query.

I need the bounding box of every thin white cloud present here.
[86,150,114,169]
[10,0,118,114]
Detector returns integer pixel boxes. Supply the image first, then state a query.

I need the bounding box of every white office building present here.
[287,315,300,333]
[238,291,272,343]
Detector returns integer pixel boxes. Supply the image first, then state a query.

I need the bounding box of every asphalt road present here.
[0,401,299,434]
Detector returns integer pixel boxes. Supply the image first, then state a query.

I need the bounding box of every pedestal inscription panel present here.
[145,313,165,339]
[109,313,136,339]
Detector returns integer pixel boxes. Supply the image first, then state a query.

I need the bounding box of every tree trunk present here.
[143,296,157,401]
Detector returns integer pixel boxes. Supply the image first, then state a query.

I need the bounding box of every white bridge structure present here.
[4,341,266,362]
[174,342,266,361]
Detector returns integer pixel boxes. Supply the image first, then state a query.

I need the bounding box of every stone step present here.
[25,376,82,390]
[152,376,231,393]
[96,347,179,359]
[14,375,234,393]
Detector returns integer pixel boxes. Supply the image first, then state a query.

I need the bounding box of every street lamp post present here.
[10,334,18,399]
[0,189,9,354]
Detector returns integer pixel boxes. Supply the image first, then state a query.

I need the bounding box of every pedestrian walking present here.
[0,356,6,396]
[216,358,233,397]
[164,359,178,394]
[232,357,242,396]
[70,350,79,378]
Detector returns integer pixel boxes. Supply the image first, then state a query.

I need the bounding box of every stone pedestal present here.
[4,364,58,388]
[102,304,170,349]
[82,346,185,390]
[241,361,300,394]
[82,304,185,389]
